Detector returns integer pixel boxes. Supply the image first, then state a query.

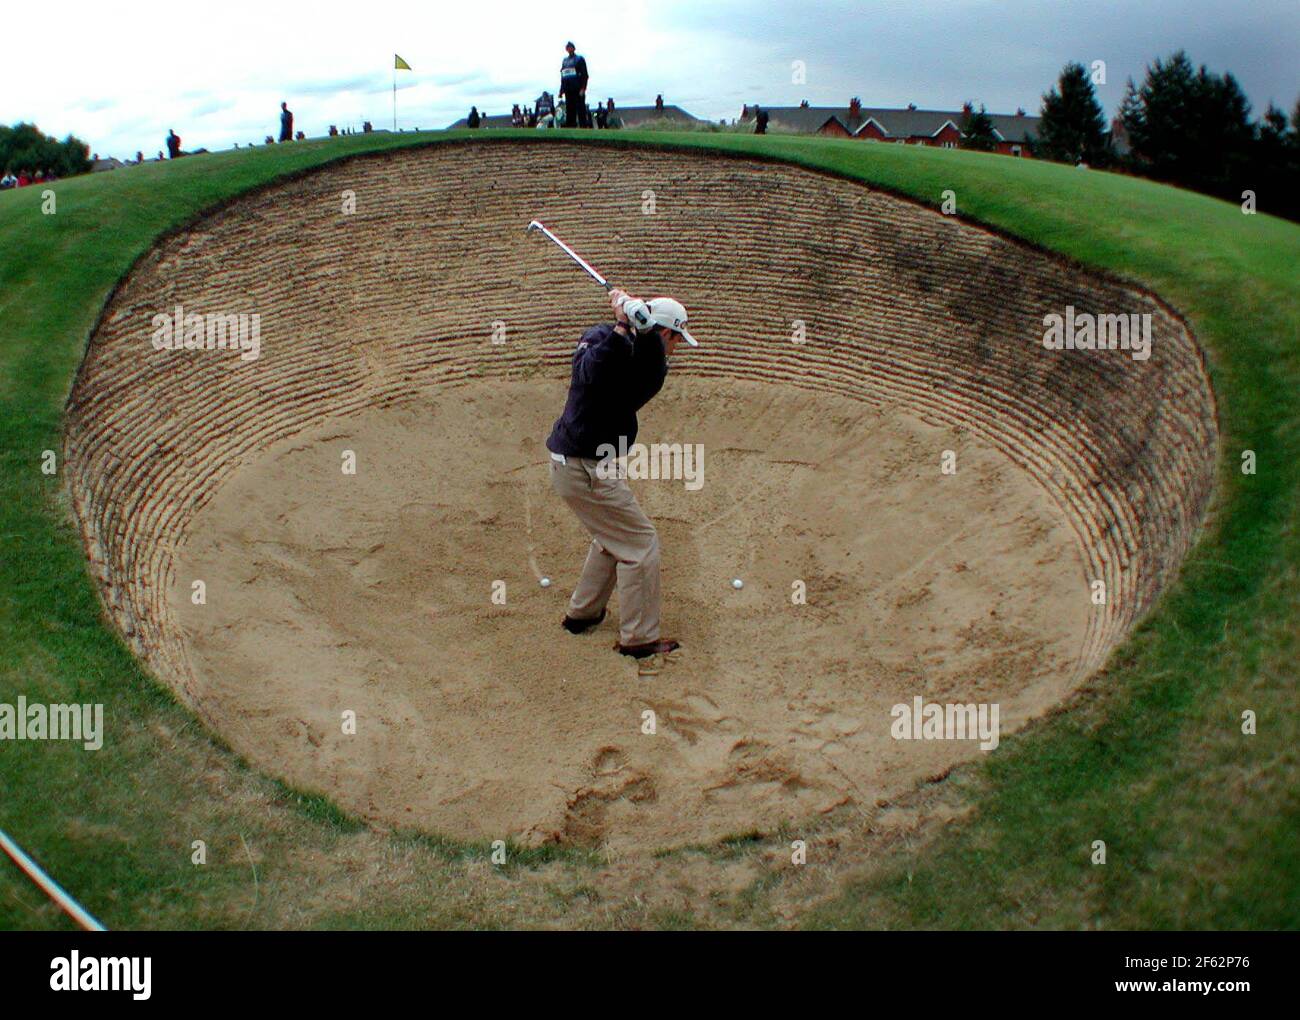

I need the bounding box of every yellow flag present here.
[394,54,411,71]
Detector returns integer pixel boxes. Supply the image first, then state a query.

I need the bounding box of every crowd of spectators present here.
[0,168,55,189]
[485,93,626,130]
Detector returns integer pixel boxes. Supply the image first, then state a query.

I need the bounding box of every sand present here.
[64,140,1218,852]
[169,379,1088,848]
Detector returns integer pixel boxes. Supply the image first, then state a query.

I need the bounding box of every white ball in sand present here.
[732,578,744,590]
[540,577,552,588]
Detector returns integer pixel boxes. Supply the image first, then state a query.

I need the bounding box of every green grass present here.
[1,129,1297,929]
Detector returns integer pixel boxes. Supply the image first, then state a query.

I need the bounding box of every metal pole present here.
[0,827,107,931]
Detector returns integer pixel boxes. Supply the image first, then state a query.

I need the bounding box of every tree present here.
[1119,51,1299,220]
[1037,62,1110,165]
[1197,68,1255,195]
[1252,99,1300,220]
[0,122,92,177]
[1122,51,1197,180]
[1122,51,1252,193]
[1257,103,1290,160]
[959,102,998,152]
[1118,79,1144,138]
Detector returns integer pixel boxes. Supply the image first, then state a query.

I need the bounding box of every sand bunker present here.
[64,140,1217,850]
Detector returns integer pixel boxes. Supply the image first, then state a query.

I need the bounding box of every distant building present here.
[91,156,126,172]
[613,104,698,128]
[739,99,1041,156]
[447,112,517,129]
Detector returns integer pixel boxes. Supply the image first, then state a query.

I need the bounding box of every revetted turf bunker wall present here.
[65,140,1218,716]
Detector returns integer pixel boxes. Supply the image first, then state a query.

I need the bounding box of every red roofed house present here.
[741,100,1039,156]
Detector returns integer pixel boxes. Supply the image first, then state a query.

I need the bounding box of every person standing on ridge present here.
[279,102,294,142]
[560,41,590,128]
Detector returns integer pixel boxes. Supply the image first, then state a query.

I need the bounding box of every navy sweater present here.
[546,322,668,459]
[560,54,589,93]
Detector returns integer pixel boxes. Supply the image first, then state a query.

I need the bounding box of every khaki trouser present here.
[549,454,661,645]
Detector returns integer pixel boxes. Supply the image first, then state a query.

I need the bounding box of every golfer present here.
[546,288,698,659]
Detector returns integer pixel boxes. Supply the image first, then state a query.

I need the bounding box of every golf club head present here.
[525,220,542,234]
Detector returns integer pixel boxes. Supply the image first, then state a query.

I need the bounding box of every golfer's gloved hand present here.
[624,301,654,332]
[610,290,653,332]
[609,288,631,323]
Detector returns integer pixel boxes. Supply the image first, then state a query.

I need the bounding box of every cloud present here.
[2,0,1295,158]
[286,75,383,97]
[427,71,493,88]
[191,99,234,118]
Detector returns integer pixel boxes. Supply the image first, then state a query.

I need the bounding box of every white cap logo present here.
[647,297,698,347]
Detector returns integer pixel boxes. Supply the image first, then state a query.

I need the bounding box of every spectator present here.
[467,106,481,128]
[655,93,664,111]
[594,104,608,129]
[279,102,294,142]
[0,171,16,189]
[135,151,144,163]
[166,130,182,158]
[754,105,769,134]
[535,91,556,128]
[559,41,590,128]
[511,104,523,128]
[17,171,31,187]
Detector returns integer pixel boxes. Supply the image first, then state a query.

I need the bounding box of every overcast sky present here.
[5,0,1296,158]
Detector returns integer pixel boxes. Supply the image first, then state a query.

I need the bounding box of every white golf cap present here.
[646,297,698,346]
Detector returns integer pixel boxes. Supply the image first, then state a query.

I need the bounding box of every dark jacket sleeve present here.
[575,324,631,385]
[576,56,589,90]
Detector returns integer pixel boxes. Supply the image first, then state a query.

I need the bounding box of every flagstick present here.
[392,64,397,131]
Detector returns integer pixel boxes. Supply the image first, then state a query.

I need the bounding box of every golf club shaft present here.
[526,220,611,290]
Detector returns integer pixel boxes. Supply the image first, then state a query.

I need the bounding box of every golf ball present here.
[732,578,744,590]
[540,577,552,588]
